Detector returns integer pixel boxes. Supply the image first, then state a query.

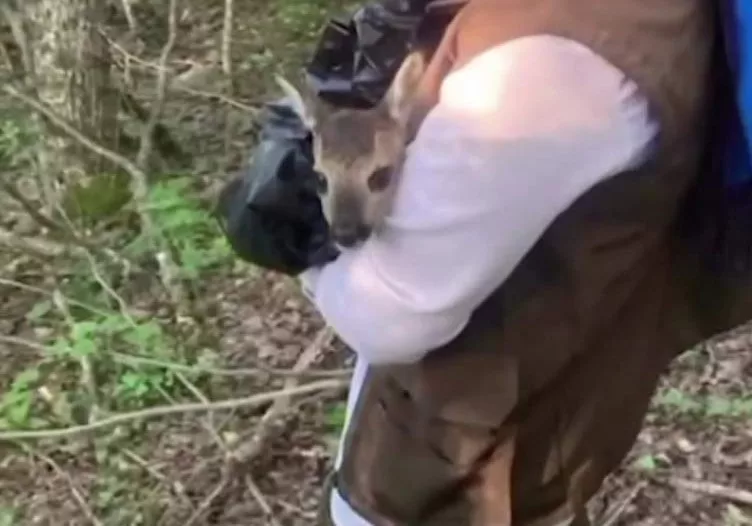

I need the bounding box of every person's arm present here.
[300,35,658,365]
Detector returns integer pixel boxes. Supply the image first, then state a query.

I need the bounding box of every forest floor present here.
[0,0,750,525]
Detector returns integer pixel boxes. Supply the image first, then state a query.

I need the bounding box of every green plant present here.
[126,176,232,280]
[654,388,752,419]
[0,307,204,431]
[0,116,37,169]
[325,401,347,433]
[50,314,186,408]
[0,506,18,526]
[0,368,42,429]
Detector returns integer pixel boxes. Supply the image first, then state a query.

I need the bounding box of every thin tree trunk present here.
[21,0,124,210]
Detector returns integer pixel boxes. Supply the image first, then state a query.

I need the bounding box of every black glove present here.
[216,0,466,275]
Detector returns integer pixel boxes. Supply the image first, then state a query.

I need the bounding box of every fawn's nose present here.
[332,223,371,248]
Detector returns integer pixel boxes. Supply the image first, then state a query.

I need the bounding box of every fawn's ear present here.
[275,75,321,130]
[381,51,426,124]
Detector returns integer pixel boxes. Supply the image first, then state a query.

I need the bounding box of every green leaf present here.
[71,337,97,357]
[118,372,150,397]
[326,402,347,431]
[734,399,752,416]
[49,338,73,357]
[123,322,162,349]
[71,321,99,340]
[6,395,31,424]
[99,314,131,334]
[633,454,657,472]
[0,506,17,526]
[12,367,40,389]
[706,396,733,417]
[657,388,702,413]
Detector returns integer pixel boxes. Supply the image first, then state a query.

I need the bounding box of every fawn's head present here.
[276,52,425,248]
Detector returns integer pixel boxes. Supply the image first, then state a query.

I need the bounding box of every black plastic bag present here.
[216,98,339,275]
[216,0,466,275]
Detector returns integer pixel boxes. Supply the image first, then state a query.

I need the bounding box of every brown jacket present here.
[328,1,739,525]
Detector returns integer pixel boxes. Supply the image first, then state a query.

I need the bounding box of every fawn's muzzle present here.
[331,223,372,248]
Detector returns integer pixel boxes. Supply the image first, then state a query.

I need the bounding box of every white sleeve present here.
[299,35,658,365]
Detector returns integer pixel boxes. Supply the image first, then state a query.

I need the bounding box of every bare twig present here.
[183,465,231,526]
[0,181,133,267]
[129,0,184,309]
[172,371,229,456]
[0,2,34,76]
[2,85,145,192]
[0,379,347,441]
[232,327,335,463]
[0,179,63,233]
[668,478,752,507]
[120,0,138,32]
[121,447,193,506]
[597,481,646,526]
[112,350,352,379]
[0,330,352,380]
[0,180,134,268]
[104,35,260,113]
[0,277,112,316]
[29,447,104,526]
[221,0,234,81]
[176,85,260,114]
[712,436,752,468]
[3,82,182,310]
[245,475,283,526]
[0,226,69,258]
[274,498,317,521]
[134,0,177,169]
[0,334,48,352]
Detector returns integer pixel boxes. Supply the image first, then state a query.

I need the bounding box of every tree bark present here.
[19,0,125,213]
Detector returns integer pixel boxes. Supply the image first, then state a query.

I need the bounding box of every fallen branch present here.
[231,326,336,463]
[0,379,347,442]
[668,478,752,507]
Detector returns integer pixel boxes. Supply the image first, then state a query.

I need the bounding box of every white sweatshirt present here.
[299,35,659,526]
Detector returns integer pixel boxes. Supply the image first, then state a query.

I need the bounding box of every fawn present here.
[275,52,425,248]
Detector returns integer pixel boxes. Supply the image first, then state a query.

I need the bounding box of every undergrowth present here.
[0,175,233,432]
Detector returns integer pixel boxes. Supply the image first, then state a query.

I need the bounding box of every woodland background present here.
[0,1,750,524]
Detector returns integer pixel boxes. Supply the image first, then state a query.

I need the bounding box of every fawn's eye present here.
[368,166,392,192]
[314,171,328,194]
